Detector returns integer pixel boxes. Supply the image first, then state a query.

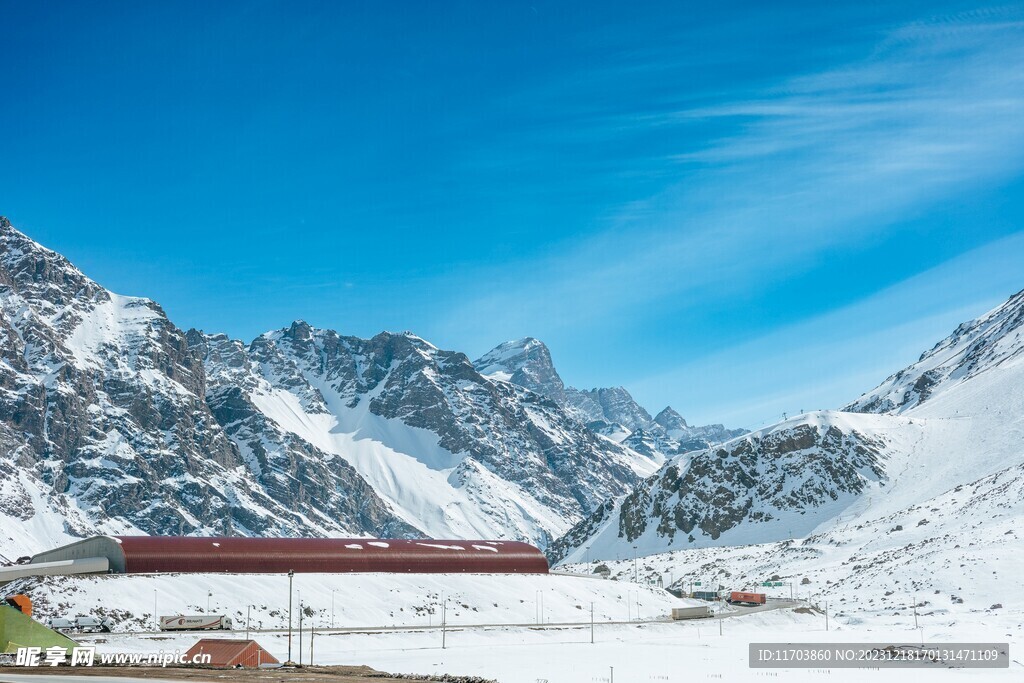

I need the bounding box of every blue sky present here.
[3,1,1024,428]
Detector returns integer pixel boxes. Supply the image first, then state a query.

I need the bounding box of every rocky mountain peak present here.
[0,218,107,311]
[474,337,567,403]
[653,406,688,432]
[566,386,653,432]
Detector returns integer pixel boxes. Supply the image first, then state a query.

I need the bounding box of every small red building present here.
[184,639,279,668]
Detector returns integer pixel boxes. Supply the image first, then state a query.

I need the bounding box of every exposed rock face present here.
[474,338,747,457]
[0,218,653,553]
[653,407,688,432]
[0,217,417,544]
[474,337,567,404]
[564,386,653,432]
[245,325,648,525]
[550,288,1024,565]
[547,414,888,563]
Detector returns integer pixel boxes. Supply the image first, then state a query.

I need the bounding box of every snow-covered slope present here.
[0,218,412,556]
[554,287,1024,565]
[0,218,657,557]
[195,323,658,546]
[552,411,900,562]
[847,288,1024,413]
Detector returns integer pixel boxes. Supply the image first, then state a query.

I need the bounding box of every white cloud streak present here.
[439,10,1024,350]
[438,12,1024,339]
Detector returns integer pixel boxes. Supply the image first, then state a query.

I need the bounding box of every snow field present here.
[17,572,692,633]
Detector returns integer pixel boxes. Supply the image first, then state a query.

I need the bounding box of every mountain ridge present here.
[551,285,1024,563]
[0,218,677,556]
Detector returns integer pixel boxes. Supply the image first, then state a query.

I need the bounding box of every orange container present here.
[729,591,766,605]
[4,594,33,616]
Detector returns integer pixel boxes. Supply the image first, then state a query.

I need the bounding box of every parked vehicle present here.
[159,615,233,631]
[671,605,713,620]
[727,591,767,605]
[692,590,729,601]
[45,617,76,631]
[44,616,113,632]
[75,616,114,632]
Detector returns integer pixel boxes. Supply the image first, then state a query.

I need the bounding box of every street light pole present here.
[331,589,336,629]
[632,546,638,583]
[590,602,594,644]
[298,602,304,667]
[441,596,447,649]
[246,605,251,640]
[287,569,295,665]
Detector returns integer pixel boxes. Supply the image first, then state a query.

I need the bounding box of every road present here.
[74,598,804,640]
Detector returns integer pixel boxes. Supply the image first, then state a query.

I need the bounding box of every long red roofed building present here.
[27,536,550,574]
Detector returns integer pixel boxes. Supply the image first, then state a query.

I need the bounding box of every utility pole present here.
[441,596,447,649]
[590,602,594,644]
[719,609,723,636]
[153,590,158,631]
[626,592,631,622]
[331,589,336,629]
[632,546,638,582]
[309,626,314,666]
[246,605,251,640]
[298,600,304,667]
[207,591,212,614]
[287,569,295,665]
[825,601,829,632]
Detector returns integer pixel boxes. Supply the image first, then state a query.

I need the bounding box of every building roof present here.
[30,536,549,574]
[183,639,279,668]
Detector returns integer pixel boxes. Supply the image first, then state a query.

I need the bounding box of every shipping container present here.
[159,615,233,631]
[671,605,712,620]
[727,591,766,605]
[692,590,724,601]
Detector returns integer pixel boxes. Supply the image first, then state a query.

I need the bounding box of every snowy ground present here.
[9,572,1021,682]
[11,571,691,633]
[60,610,1021,683]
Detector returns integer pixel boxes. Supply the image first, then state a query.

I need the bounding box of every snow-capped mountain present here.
[0,217,412,556]
[845,288,1024,414]
[552,288,1024,564]
[473,338,746,457]
[0,218,658,557]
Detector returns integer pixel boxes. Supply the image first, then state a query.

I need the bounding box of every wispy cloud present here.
[627,230,1024,428]
[437,8,1024,363]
